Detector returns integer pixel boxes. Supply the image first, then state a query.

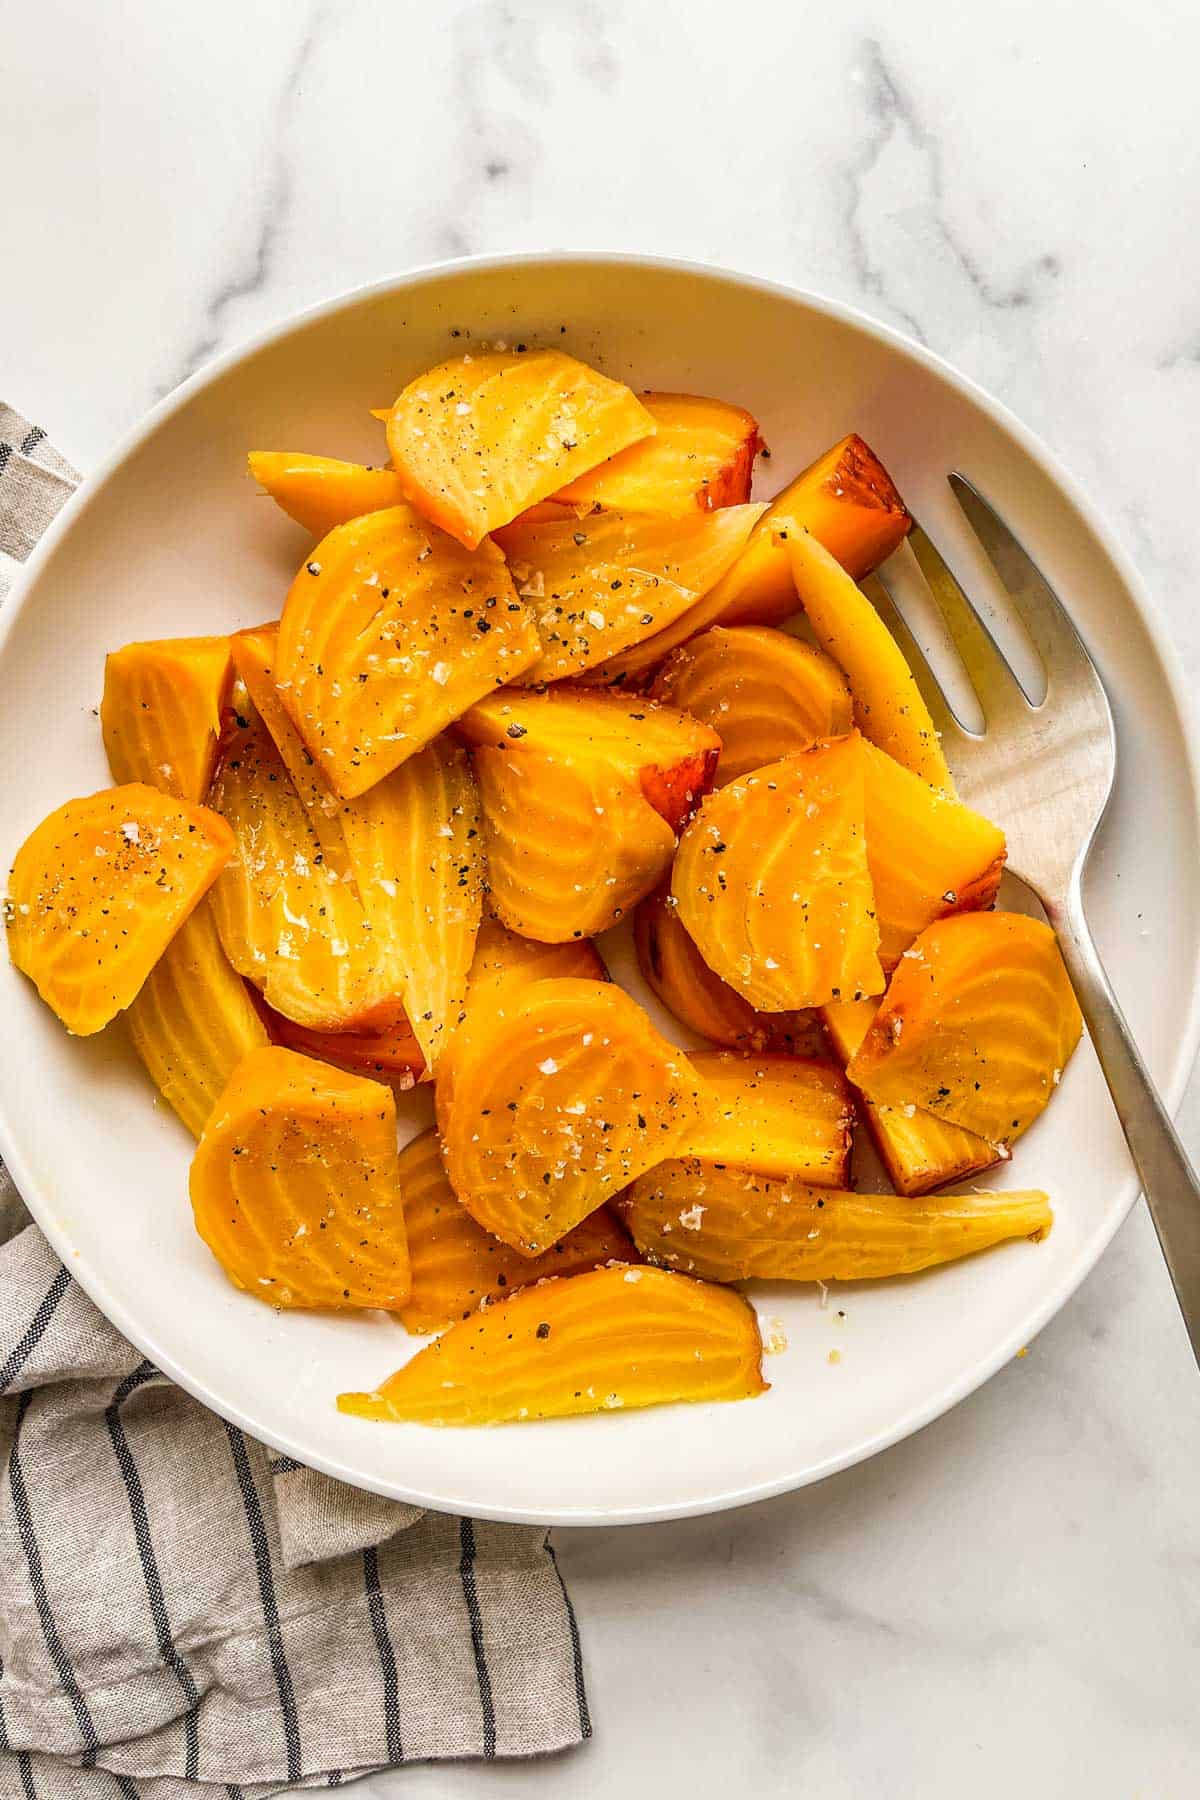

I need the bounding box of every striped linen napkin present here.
[0,409,591,1797]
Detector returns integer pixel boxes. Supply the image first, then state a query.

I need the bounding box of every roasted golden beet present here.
[650,625,853,784]
[255,998,425,1087]
[473,752,675,943]
[511,498,594,525]
[6,783,233,1036]
[275,505,541,797]
[633,885,827,1055]
[231,628,355,871]
[847,913,1082,1146]
[861,741,1005,965]
[190,1046,408,1309]
[396,1128,632,1334]
[672,738,884,1012]
[436,918,611,1121]
[687,1051,853,1185]
[645,624,996,969]
[458,686,720,941]
[821,997,1003,1195]
[765,434,911,582]
[247,452,408,537]
[550,391,760,515]
[458,685,720,828]
[494,503,763,683]
[234,626,482,1065]
[703,431,913,625]
[208,702,399,1032]
[101,638,268,1126]
[437,976,700,1255]
[101,636,232,802]
[787,529,954,792]
[467,913,609,992]
[592,432,910,682]
[862,1098,1006,1195]
[125,903,269,1137]
[619,1158,1050,1283]
[338,1264,766,1424]
[339,737,483,1071]
[385,349,656,549]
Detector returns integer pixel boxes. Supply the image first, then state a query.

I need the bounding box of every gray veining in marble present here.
[842,39,1063,345]
[162,0,331,393]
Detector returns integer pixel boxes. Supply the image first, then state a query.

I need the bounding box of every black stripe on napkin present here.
[0,1265,70,1394]
[18,426,45,458]
[548,1542,592,1740]
[9,1392,101,1764]
[0,1655,11,1750]
[223,1423,301,1783]
[105,1362,201,1781]
[458,1519,496,1758]
[362,1547,404,1764]
[0,444,12,482]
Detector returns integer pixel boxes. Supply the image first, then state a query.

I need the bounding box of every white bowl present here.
[2,254,1197,1525]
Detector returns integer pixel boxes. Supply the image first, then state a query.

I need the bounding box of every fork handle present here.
[1051,881,1200,1366]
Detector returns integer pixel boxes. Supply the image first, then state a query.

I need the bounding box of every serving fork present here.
[867,475,1200,1365]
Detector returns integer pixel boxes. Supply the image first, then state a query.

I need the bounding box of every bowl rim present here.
[3,249,1198,1524]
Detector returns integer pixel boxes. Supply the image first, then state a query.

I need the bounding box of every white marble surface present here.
[5,0,1200,1791]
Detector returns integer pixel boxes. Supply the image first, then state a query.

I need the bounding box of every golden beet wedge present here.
[787,529,954,792]
[396,1128,632,1334]
[822,997,1003,1196]
[495,503,764,683]
[470,750,673,943]
[338,736,483,1072]
[234,626,482,1067]
[275,504,541,797]
[191,1046,409,1309]
[338,1264,767,1424]
[861,741,1005,965]
[762,432,912,582]
[457,685,720,830]
[672,737,884,1012]
[208,700,401,1032]
[650,625,853,785]
[255,998,425,1087]
[101,636,232,802]
[687,1050,853,1185]
[466,913,608,993]
[548,391,760,515]
[231,628,354,873]
[248,452,408,537]
[6,783,233,1036]
[125,902,269,1137]
[384,349,656,549]
[458,685,720,941]
[619,1158,1051,1283]
[592,432,911,682]
[847,912,1083,1147]
[437,976,700,1256]
[634,885,827,1055]
[100,638,267,1127]
[436,917,611,1121]
[701,430,914,625]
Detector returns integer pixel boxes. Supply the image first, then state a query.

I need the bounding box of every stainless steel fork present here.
[868,475,1200,1365]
